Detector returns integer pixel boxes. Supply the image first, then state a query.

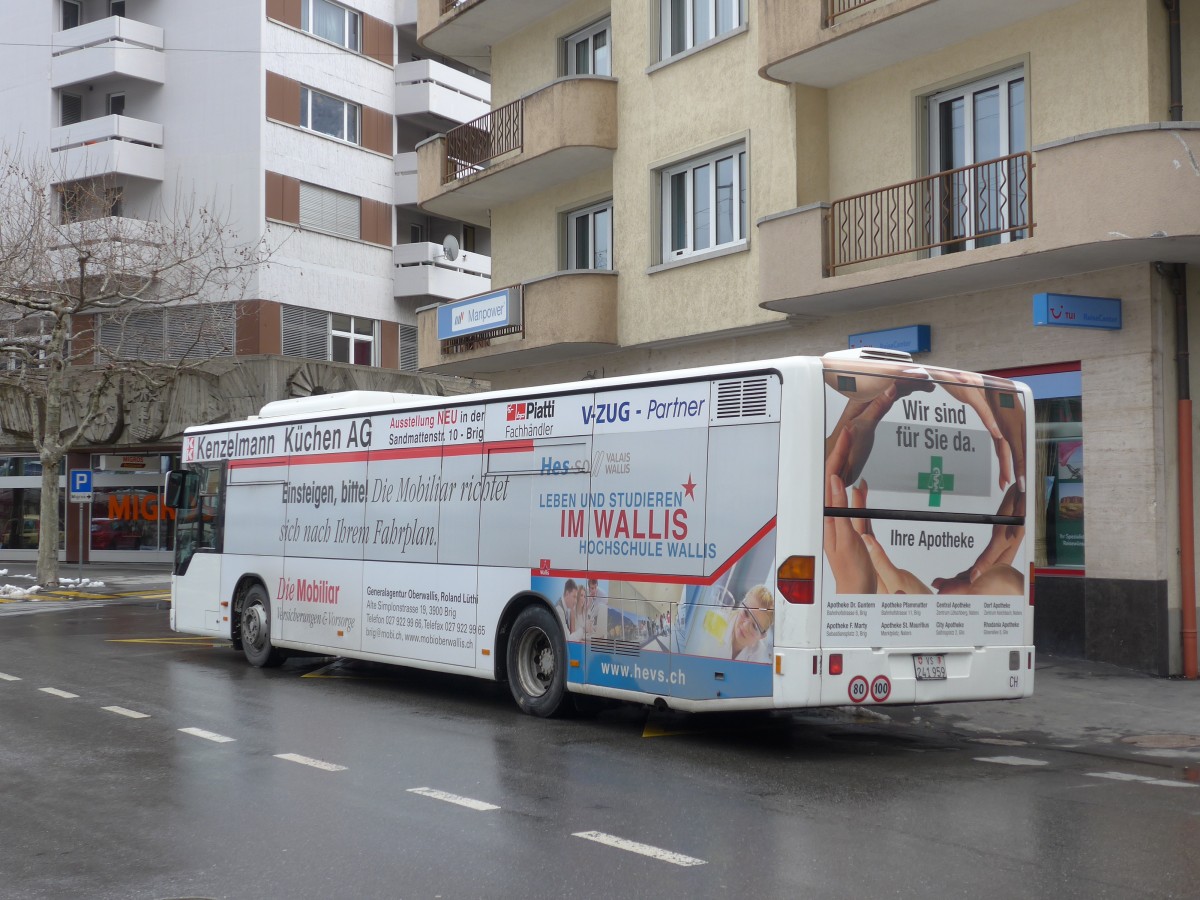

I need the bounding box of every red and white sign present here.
[870,675,891,703]
[848,675,869,703]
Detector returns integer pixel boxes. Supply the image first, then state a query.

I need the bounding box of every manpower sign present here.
[437,287,522,340]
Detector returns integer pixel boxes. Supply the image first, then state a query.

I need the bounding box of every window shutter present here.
[298,182,360,239]
[61,94,82,126]
[398,324,418,372]
[281,305,328,359]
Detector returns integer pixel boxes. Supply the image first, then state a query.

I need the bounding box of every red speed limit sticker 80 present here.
[847,675,869,703]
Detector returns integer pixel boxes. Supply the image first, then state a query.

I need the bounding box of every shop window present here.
[990,363,1083,571]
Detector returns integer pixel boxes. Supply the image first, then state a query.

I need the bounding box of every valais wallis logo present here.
[507,402,526,421]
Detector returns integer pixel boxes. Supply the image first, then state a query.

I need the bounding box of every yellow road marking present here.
[107,636,228,646]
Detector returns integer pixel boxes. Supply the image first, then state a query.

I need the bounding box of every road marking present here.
[0,672,21,681]
[407,787,499,811]
[103,706,150,719]
[108,637,225,646]
[275,753,348,772]
[1088,771,1198,789]
[39,687,79,699]
[975,756,1048,767]
[179,727,236,743]
[572,831,707,867]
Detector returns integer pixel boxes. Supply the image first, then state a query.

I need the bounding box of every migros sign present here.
[107,494,176,522]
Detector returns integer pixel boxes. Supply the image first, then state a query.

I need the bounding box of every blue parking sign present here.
[69,469,93,503]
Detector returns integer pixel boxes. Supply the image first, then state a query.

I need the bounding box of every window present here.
[107,93,125,117]
[660,0,744,60]
[61,93,82,126]
[661,144,747,261]
[62,0,80,30]
[462,225,476,252]
[110,1,125,16]
[298,181,360,239]
[302,0,361,52]
[409,223,423,244]
[928,68,1027,253]
[567,200,613,270]
[60,180,122,223]
[331,314,375,365]
[281,305,378,366]
[989,364,1083,570]
[566,18,611,76]
[300,86,360,144]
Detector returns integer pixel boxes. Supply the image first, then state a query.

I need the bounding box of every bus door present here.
[170,462,226,635]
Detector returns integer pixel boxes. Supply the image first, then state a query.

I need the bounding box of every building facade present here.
[0,0,492,563]
[413,0,1200,676]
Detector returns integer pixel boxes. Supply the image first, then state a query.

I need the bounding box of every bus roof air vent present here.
[823,348,914,364]
[715,377,770,419]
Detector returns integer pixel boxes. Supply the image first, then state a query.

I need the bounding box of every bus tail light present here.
[778,555,815,604]
[828,653,843,675]
[1028,564,1036,606]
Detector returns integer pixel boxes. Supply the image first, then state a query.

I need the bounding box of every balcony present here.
[417,270,618,374]
[418,77,617,226]
[50,115,164,184]
[759,0,1078,87]
[51,16,165,89]
[394,241,491,300]
[758,125,1200,317]
[395,59,491,128]
[418,0,578,74]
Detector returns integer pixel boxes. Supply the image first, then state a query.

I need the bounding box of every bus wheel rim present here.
[244,603,267,650]
[517,627,553,698]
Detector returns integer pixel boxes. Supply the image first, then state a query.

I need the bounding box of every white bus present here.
[167,349,1034,716]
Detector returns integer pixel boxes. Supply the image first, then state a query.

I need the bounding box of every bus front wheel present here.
[506,605,570,717]
[240,583,287,668]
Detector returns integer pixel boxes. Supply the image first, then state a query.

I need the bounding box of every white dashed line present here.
[0,672,21,681]
[572,831,707,867]
[407,787,499,811]
[275,753,347,772]
[39,687,79,699]
[975,756,1048,767]
[103,706,150,719]
[179,727,236,743]
[1088,771,1197,789]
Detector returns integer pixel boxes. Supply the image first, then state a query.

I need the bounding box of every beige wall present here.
[490,0,612,105]
[825,0,1161,200]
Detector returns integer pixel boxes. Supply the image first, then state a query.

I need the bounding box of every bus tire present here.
[506,605,570,717]
[240,583,287,668]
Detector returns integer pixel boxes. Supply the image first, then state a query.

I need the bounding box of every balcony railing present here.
[443,97,523,183]
[827,151,1033,274]
[827,0,879,26]
[440,0,482,13]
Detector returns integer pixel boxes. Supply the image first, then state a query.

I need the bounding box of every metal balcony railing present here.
[827,152,1033,274]
[440,0,482,14]
[827,0,880,26]
[442,97,523,183]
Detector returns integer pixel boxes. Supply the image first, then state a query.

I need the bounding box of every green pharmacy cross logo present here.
[917,456,955,507]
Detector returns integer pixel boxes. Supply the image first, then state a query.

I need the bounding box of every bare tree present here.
[0,147,270,586]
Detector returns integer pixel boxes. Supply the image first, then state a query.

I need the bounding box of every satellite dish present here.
[441,234,460,262]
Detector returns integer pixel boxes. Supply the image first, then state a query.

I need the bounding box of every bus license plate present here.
[913,654,947,680]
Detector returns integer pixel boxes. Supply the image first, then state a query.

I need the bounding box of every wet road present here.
[1,600,1198,899]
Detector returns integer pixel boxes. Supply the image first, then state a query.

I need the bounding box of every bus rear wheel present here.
[507,605,570,717]
[240,583,287,668]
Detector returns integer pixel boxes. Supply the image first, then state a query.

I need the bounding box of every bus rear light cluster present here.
[777,555,815,604]
[828,653,844,675]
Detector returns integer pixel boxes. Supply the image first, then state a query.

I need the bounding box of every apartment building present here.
[0,0,491,563]
[414,0,1200,676]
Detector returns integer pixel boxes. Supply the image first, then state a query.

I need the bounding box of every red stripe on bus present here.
[287,451,372,466]
[229,456,289,469]
[222,439,536,467]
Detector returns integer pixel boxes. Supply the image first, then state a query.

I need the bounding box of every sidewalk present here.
[871,655,1200,765]
[0,562,171,599]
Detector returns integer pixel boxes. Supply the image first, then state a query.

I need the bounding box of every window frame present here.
[659,143,747,263]
[926,66,1027,254]
[566,199,614,271]
[299,85,361,145]
[564,17,612,76]
[330,313,376,366]
[301,0,362,52]
[61,0,81,30]
[659,0,746,62]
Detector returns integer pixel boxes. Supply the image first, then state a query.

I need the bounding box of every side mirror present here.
[165,470,199,509]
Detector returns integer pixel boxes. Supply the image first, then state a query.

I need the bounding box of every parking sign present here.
[69,469,93,504]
